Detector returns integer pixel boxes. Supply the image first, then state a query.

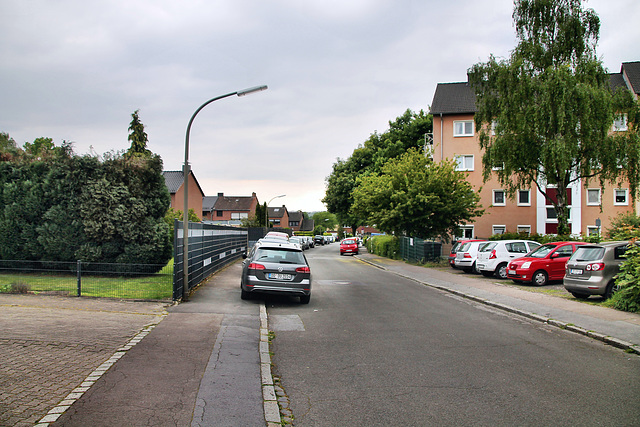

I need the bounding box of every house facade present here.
[267,205,289,228]
[430,61,639,239]
[203,192,260,226]
[163,170,205,220]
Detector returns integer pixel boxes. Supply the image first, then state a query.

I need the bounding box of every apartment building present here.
[430,61,640,239]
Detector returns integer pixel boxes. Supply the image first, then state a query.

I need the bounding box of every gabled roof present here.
[288,210,303,222]
[430,82,477,115]
[268,206,288,218]
[621,61,640,95]
[213,193,256,211]
[300,217,315,232]
[202,196,218,212]
[162,170,205,197]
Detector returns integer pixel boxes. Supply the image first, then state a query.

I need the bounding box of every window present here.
[492,225,506,235]
[453,120,474,137]
[458,225,474,239]
[505,242,527,253]
[517,225,531,234]
[492,190,505,206]
[614,189,628,206]
[216,210,223,217]
[289,221,299,227]
[587,226,600,237]
[231,212,248,220]
[455,155,474,171]
[587,189,601,206]
[517,190,531,206]
[546,207,571,220]
[613,114,628,132]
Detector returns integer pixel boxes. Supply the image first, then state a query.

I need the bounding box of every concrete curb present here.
[260,304,282,426]
[356,256,639,355]
[34,314,167,426]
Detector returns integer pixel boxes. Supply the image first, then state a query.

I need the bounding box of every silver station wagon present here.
[563,241,634,300]
[241,240,312,304]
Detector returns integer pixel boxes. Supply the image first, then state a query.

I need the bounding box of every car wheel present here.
[481,270,494,277]
[532,270,548,286]
[495,263,508,280]
[604,281,617,299]
[241,289,251,300]
[300,294,310,304]
[570,292,590,300]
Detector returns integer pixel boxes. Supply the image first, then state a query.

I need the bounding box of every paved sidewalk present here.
[356,251,640,353]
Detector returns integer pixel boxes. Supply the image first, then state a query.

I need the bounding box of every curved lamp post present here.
[265,194,286,228]
[183,85,267,301]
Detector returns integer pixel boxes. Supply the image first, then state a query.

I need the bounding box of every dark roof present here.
[288,211,303,222]
[621,61,640,95]
[609,72,627,91]
[213,194,256,211]
[162,170,205,197]
[202,196,218,212]
[268,206,287,218]
[430,82,477,115]
[300,218,315,232]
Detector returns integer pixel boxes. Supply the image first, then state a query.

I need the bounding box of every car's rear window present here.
[342,239,356,245]
[571,246,605,262]
[254,248,305,264]
[480,242,497,252]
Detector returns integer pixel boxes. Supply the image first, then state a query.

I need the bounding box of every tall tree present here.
[351,149,483,239]
[126,110,151,158]
[469,0,640,235]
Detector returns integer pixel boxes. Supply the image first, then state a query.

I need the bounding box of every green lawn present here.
[0,262,173,300]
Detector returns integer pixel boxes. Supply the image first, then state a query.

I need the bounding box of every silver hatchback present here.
[241,241,312,304]
[563,241,633,299]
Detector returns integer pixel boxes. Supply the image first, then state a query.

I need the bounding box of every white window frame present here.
[455,155,474,171]
[613,114,628,132]
[517,225,531,234]
[492,190,506,206]
[453,120,474,137]
[492,225,506,235]
[614,188,629,206]
[586,188,601,206]
[517,189,531,206]
[457,225,475,239]
[587,226,600,237]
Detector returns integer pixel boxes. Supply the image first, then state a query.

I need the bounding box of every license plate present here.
[509,270,516,275]
[267,273,292,280]
[570,269,583,275]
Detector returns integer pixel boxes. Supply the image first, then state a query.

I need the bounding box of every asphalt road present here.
[267,244,640,426]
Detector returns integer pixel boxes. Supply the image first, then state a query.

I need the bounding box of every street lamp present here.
[265,194,286,228]
[182,85,267,301]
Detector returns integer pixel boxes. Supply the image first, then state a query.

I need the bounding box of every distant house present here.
[287,210,315,232]
[267,205,289,228]
[204,192,260,226]
[163,170,205,220]
[429,61,639,239]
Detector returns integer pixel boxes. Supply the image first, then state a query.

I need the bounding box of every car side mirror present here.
[242,253,247,259]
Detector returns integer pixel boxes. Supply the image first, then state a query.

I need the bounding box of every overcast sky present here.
[1,0,638,212]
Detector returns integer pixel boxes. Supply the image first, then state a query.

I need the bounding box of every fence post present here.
[77,260,82,297]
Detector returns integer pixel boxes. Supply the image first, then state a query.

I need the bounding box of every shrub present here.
[607,242,640,313]
[366,235,399,259]
[0,282,30,294]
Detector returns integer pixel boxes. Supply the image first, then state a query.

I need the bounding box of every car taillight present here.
[489,250,497,260]
[295,266,310,273]
[463,253,472,258]
[248,263,265,270]
[586,263,605,271]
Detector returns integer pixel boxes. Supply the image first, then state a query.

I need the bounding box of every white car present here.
[476,240,541,279]
[454,240,489,273]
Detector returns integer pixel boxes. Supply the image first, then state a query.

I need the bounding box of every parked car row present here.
[450,238,635,300]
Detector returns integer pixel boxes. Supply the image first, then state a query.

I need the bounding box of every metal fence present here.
[399,237,443,263]
[0,260,173,300]
[173,221,248,301]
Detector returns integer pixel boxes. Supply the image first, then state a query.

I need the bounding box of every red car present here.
[340,238,359,256]
[507,241,587,286]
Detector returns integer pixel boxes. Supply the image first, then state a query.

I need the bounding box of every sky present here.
[1,0,639,213]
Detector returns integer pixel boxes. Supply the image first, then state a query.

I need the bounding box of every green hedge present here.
[366,235,399,259]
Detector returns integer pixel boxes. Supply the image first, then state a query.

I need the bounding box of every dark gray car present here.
[563,241,633,299]
[241,241,311,304]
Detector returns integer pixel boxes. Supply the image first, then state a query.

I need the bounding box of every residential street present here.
[268,244,640,426]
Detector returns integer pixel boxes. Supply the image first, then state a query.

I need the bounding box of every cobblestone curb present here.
[356,256,639,355]
[259,304,282,427]
[33,315,166,426]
